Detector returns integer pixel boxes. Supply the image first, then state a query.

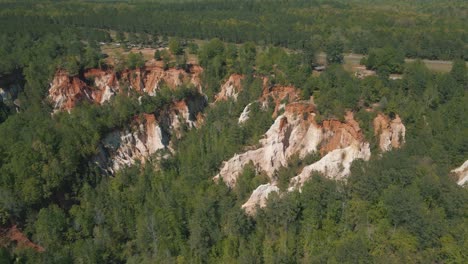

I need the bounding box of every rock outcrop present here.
[49,71,92,111]
[289,143,370,188]
[373,113,406,151]
[241,184,279,215]
[94,114,165,173]
[451,160,468,186]
[215,74,244,101]
[49,65,203,111]
[260,85,299,117]
[238,102,253,124]
[215,90,405,213]
[214,102,319,187]
[120,65,202,96]
[95,96,206,173]
[214,102,375,189]
[0,225,45,253]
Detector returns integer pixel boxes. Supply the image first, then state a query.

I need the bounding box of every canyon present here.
[213,74,407,214]
[49,65,202,112]
[52,70,465,216]
[49,65,205,173]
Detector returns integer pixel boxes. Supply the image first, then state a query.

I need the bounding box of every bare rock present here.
[452,160,468,186]
[242,184,279,215]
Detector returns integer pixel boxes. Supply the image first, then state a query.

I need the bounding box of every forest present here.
[0,0,467,263]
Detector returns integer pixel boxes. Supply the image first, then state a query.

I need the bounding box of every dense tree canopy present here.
[0,1,466,263]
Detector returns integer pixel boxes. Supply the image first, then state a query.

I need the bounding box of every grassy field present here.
[101,42,462,74]
[317,53,460,73]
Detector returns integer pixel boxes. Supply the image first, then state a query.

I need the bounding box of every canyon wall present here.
[214,85,406,214]
[49,65,202,111]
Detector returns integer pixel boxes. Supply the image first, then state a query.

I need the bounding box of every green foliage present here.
[63,56,80,76]
[326,36,344,64]
[154,49,161,60]
[169,37,184,55]
[450,59,467,85]
[364,47,405,75]
[302,41,317,67]
[126,52,145,69]
[34,205,67,249]
[116,31,125,43]
[187,42,199,55]
[238,42,256,74]
[82,45,102,69]
[314,65,359,118]
[0,1,466,263]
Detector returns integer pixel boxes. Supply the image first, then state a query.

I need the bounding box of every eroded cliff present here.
[94,96,205,173]
[214,87,406,214]
[49,65,202,111]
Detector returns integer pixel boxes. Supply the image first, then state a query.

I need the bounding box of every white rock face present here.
[289,143,370,190]
[93,73,119,104]
[214,103,369,189]
[452,160,468,186]
[95,96,206,174]
[374,114,406,152]
[215,74,244,101]
[99,116,165,173]
[238,103,252,124]
[214,99,405,213]
[242,184,279,215]
[100,85,116,104]
[214,103,320,187]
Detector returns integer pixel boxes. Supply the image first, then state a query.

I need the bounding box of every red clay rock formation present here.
[49,65,203,111]
[215,74,244,102]
[1,225,45,252]
[84,69,119,104]
[214,101,367,188]
[48,71,92,111]
[95,96,205,174]
[260,85,299,117]
[373,113,406,152]
[320,112,363,155]
[215,99,405,213]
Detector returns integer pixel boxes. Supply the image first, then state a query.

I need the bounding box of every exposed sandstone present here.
[95,113,165,173]
[242,184,279,215]
[373,113,406,151]
[48,71,92,111]
[95,96,206,174]
[289,143,370,189]
[49,65,203,111]
[260,85,299,117]
[238,102,253,124]
[215,97,405,212]
[85,70,120,104]
[214,102,321,187]
[451,160,468,186]
[214,102,368,189]
[120,66,202,96]
[215,74,244,101]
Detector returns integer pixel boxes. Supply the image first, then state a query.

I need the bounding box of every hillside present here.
[0,1,467,263]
